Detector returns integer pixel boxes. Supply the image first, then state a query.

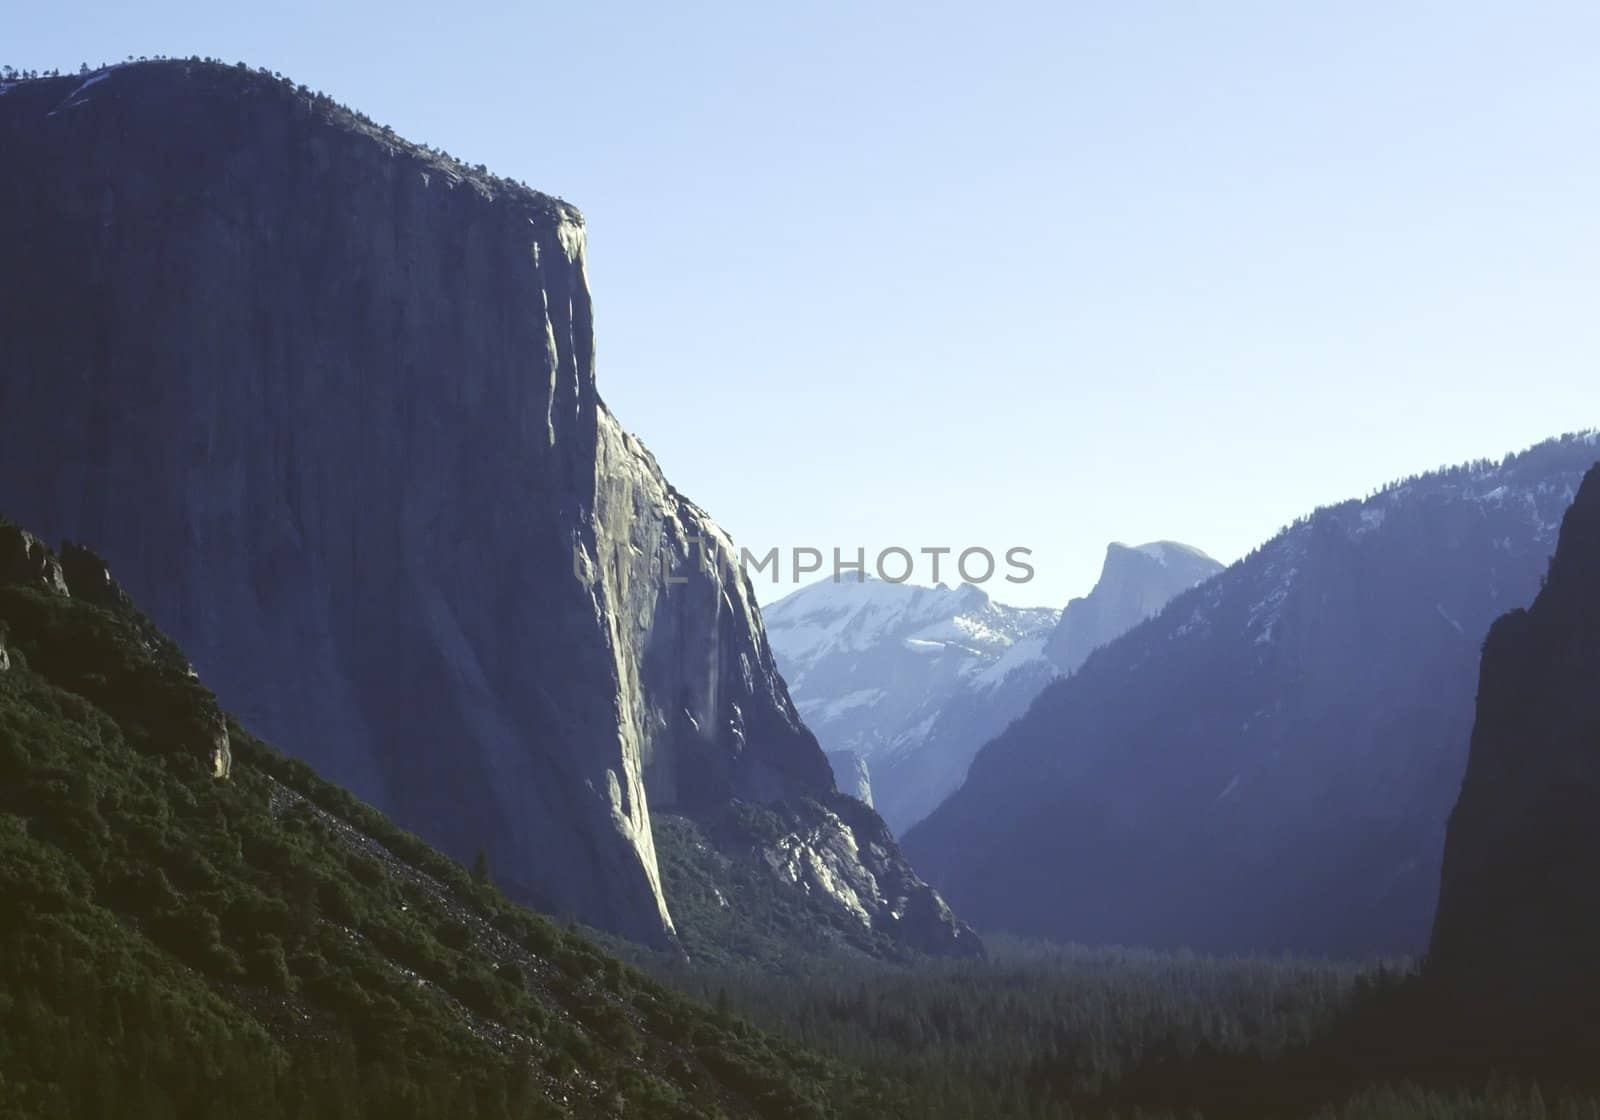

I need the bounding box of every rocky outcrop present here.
[655,794,982,963]
[1044,541,1222,674]
[1429,463,1600,1024]
[906,435,1600,957]
[811,794,980,955]
[1,525,69,596]
[59,542,134,610]
[0,522,230,777]
[0,60,967,957]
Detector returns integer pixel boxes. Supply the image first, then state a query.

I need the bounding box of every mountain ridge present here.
[907,433,1599,957]
[765,540,1219,833]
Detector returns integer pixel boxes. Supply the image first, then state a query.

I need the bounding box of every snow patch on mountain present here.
[796,687,885,723]
[764,577,1060,831]
[767,541,1219,833]
[973,634,1051,691]
[1132,541,1214,568]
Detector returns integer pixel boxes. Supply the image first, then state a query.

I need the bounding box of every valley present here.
[3,44,1600,1120]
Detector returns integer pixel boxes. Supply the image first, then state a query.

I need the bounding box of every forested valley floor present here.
[636,936,1600,1119]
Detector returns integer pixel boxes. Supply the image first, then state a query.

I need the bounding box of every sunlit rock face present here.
[1429,463,1600,1032]
[757,793,982,956]
[589,415,834,817]
[0,60,970,957]
[1045,542,1223,675]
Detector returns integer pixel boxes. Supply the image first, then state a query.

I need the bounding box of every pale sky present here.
[12,2,1600,606]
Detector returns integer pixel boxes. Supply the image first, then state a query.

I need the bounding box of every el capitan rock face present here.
[906,436,1600,958]
[0,60,969,957]
[1429,463,1600,1022]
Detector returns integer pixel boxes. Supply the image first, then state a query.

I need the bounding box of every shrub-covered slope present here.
[0,520,889,1120]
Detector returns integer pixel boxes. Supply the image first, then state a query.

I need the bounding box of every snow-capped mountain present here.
[763,579,1059,833]
[905,433,1600,959]
[765,542,1219,834]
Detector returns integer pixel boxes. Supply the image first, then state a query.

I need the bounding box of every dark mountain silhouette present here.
[1428,461,1600,1037]
[906,434,1599,957]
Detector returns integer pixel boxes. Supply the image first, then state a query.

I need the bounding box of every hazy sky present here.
[12,2,1600,606]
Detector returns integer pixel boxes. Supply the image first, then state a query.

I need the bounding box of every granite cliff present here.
[0,60,973,957]
[1045,541,1223,674]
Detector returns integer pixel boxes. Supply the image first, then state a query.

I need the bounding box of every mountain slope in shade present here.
[872,541,1221,836]
[1429,461,1600,1032]
[763,578,1058,833]
[906,434,1600,958]
[0,60,971,960]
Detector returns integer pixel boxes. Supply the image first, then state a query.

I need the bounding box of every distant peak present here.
[772,573,1000,610]
[1103,540,1219,573]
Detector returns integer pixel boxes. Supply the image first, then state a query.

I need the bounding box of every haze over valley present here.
[4,8,1600,1117]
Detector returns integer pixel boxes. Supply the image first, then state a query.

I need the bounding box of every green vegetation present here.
[5,521,1600,1119]
[0,532,889,1119]
[0,59,569,214]
[647,937,1365,1118]
[642,939,1600,1119]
